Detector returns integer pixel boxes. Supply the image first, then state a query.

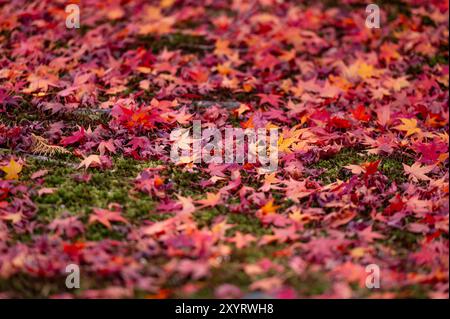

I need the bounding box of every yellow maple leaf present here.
[277,135,296,153]
[1,159,23,180]
[356,62,377,79]
[350,247,367,258]
[289,208,304,223]
[395,118,422,137]
[342,60,382,82]
[384,76,410,92]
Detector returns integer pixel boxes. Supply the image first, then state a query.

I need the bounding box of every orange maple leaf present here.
[259,199,280,215]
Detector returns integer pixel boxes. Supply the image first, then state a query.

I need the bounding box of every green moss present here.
[311,148,414,184]
[428,54,449,67]
[23,157,159,233]
[85,223,126,241]
[168,167,206,196]
[287,271,331,297]
[384,228,421,251]
[230,244,287,263]
[312,148,371,183]
[194,206,270,236]
[397,284,430,298]
[194,207,222,227]
[228,213,271,236]
[0,100,110,128]
[379,155,414,183]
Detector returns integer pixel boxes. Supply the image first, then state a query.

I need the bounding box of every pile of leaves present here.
[0,0,448,298]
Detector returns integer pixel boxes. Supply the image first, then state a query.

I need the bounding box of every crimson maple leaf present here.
[61,127,85,146]
[363,160,380,178]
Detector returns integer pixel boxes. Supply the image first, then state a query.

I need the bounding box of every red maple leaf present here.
[60,127,85,146]
[351,105,371,122]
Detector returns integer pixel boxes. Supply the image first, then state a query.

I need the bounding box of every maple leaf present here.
[89,208,129,229]
[277,135,296,153]
[284,179,313,202]
[341,60,381,82]
[384,76,410,92]
[376,104,391,126]
[1,212,22,224]
[362,160,380,177]
[196,192,222,208]
[0,159,22,180]
[259,199,280,215]
[176,194,196,215]
[259,173,282,192]
[171,107,193,125]
[384,194,405,215]
[78,155,102,170]
[61,127,86,146]
[358,225,384,243]
[344,164,365,175]
[257,94,281,108]
[351,105,371,122]
[240,116,254,129]
[211,219,233,237]
[355,62,377,79]
[414,140,448,165]
[329,117,352,129]
[249,277,283,292]
[403,162,435,182]
[31,169,48,180]
[395,118,422,137]
[48,216,85,238]
[38,187,56,196]
[380,42,401,64]
[227,231,256,249]
[98,139,117,155]
[232,103,251,117]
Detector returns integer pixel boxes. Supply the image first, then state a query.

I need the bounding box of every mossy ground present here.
[2,143,423,298]
[2,24,443,300]
[311,147,415,184]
